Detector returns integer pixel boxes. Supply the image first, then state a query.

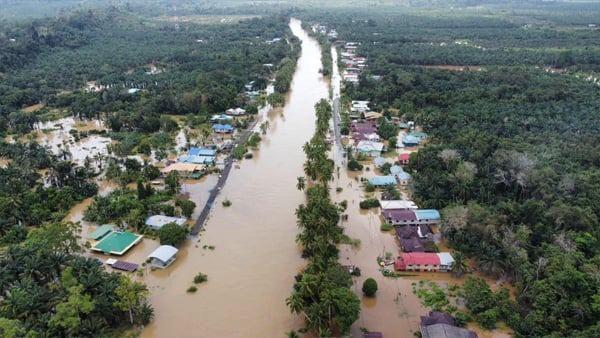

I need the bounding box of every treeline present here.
[0,222,152,336]
[287,99,359,336]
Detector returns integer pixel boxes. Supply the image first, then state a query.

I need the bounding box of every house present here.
[148,245,179,268]
[225,107,246,116]
[409,131,428,142]
[382,208,440,226]
[437,252,455,272]
[369,175,397,187]
[356,140,384,157]
[145,215,187,231]
[380,200,418,210]
[88,224,115,241]
[373,157,388,168]
[162,162,204,177]
[390,165,403,176]
[399,153,410,165]
[420,312,478,338]
[364,111,383,120]
[210,114,233,122]
[394,252,454,272]
[188,147,216,157]
[403,135,421,147]
[351,100,370,113]
[421,311,455,327]
[212,124,234,133]
[396,225,435,252]
[396,171,412,186]
[178,155,215,165]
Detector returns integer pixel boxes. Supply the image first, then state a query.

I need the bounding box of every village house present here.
[403,134,421,147]
[225,107,246,116]
[368,175,397,187]
[394,252,455,272]
[356,140,384,157]
[210,114,234,122]
[396,170,412,186]
[420,312,478,338]
[212,124,234,133]
[364,111,383,120]
[161,162,204,177]
[145,215,187,231]
[381,208,440,226]
[147,245,179,269]
[380,200,418,210]
[351,100,370,113]
[396,224,435,252]
[398,153,410,165]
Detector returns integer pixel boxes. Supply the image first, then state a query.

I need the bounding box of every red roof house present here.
[394,253,441,271]
[399,153,410,165]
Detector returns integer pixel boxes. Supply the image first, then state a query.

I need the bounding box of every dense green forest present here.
[0,8,298,138]
[302,3,600,337]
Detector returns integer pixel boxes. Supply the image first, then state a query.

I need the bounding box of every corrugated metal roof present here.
[369,175,397,186]
[415,209,440,220]
[87,224,114,240]
[145,215,187,229]
[148,245,178,264]
[188,147,216,157]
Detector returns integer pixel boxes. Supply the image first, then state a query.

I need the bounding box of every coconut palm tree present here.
[451,251,469,277]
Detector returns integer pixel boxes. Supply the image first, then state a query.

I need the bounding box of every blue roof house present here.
[403,135,420,147]
[188,147,217,157]
[212,124,234,133]
[396,171,412,185]
[369,175,397,187]
[414,209,441,223]
[178,155,215,165]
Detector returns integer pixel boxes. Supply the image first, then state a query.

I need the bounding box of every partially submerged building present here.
[394,252,455,272]
[148,245,179,268]
[420,311,478,338]
[212,124,234,134]
[356,140,384,157]
[369,175,397,187]
[382,208,440,226]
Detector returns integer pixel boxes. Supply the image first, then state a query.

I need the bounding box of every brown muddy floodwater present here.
[141,18,327,338]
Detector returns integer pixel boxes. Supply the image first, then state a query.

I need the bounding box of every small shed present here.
[437,252,455,271]
[88,224,114,241]
[148,245,179,268]
[399,153,410,165]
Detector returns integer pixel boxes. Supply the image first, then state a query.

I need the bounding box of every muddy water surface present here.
[141,18,327,338]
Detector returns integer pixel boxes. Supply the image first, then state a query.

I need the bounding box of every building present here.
[369,175,397,187]
[145,215,187,231]
[162,162,204,177]
[382,208,440,226]
[409,131,428,142]
[373,157,388,168]
[351,100,370,113]
[210,114,233,122]
[188,147,216,156]
[212,124,234,133]
[380,200,418,210]
[364,111,383,120]
[87,224,114,241]
[225,107,246,116]
[403,134,421,147]
[396,171,411,185]
[394,252,454,272]
[437,252,455,272]
[356,140,384,157]
[420,312,478,338]
[389,165,403,176]
[148,245,179,268]
[399,153,410,165]
[396,225,435,252]
[178,155,215,165]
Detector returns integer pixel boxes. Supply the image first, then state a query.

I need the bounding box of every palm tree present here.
[296,177,306,191]
[451,251,469,277]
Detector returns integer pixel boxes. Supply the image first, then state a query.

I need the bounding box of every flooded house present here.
[145,215,187,231]
[380,200,418,210]
[420,312,478,338]
[148,245,179,269]
[399,153,410,165]
[356,140,384,157]
[382,209,440,226]
[395,225,436,252]
[212,124,234,134]
[225,107,246,116]
[394,252,455,272]
[368,175,397,187]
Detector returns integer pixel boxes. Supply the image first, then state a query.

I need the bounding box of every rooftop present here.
[92,231,143,256]
[148,245,179,264]
[87,224,114,240]
[369,175,397,186]
[145,215,187,229]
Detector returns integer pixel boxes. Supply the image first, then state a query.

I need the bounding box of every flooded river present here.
[141,18,327,337]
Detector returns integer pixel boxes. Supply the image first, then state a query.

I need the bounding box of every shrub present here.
[362,278,378,297]
[222,199,232,207]
[380,223,394,231]
[364,183,375,193]
[186,286,197,293]
[176,199,196,218]
[360,198,380,209]
[193,272,208,284]
[348,158,363,171]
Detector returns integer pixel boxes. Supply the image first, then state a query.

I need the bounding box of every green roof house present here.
[87,224,114,241]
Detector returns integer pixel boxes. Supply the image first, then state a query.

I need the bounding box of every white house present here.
[226,107,246,116]
[145,215,187,231]
[356,140,384,157]
[380,200,418,210]
[148,245,179,268]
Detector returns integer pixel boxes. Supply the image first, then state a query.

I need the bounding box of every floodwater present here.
[330,42,511,338]
[141,18,326,337]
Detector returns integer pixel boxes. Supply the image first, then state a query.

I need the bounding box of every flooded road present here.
[141,18,327,337]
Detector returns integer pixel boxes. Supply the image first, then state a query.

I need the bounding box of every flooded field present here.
[141,18,327,337]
